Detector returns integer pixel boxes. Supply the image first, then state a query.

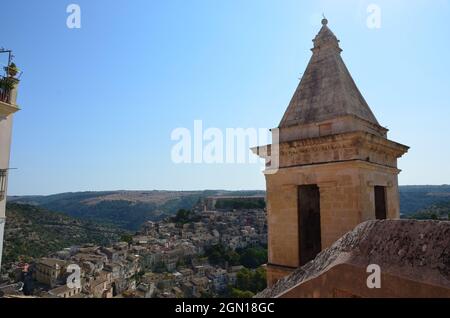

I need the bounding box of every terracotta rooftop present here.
[37,258,67,268]
[279,19,380,128]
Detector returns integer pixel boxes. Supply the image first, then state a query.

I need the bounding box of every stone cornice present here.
[0,100,20,117]
[264,159,402,175]
[254,131,409,159]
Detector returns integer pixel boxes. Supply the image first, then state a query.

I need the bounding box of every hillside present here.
[6,186,450,232]
[399,185,450,216]
[8,190,265,231]
[407,201,450,220]
[1,203,128,272]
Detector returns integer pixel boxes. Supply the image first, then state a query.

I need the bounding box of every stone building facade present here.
[254,20,409,286]
[34,258,68,288]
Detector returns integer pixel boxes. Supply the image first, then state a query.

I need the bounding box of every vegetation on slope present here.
[1,203,127,272]
[228,267,267,298]
[204,244,267,269]
[8,190,265,231]
[215,198,266,210]
[407,201,450,220]
[170,209,201,225]
[399,185,450,216]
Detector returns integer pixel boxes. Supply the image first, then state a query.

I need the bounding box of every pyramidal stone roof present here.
[279,19,380,128]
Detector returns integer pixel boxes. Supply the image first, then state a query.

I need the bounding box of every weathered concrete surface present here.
[0,78,20,271]
[257,220,450,298]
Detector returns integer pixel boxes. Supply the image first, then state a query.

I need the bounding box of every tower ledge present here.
[0,100,20,117]
[253,130,408,171]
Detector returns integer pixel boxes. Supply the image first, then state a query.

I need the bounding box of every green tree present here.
[229,288,255,298]
[171,209,201,225]
[153,261,168,273]
[120,234,133,244]
[235,267,267,293]
[204,244,240,267]
[238,246,267,269]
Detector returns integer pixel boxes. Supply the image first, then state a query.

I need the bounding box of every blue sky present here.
[1,0,449,195]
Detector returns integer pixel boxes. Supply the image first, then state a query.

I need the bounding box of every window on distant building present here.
[0,169,7,201]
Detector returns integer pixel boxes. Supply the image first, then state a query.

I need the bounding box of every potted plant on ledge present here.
[0,76,16,103]
[4,62,19,78]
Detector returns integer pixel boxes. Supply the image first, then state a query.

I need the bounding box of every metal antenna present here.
[0,48,13,68]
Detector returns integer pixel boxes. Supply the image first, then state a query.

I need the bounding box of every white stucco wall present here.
[0,115,13,215]
[0,85,18,271]
[0,116,13,271]
[0,217,4,270]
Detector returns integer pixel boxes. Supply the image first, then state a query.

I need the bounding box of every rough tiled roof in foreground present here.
[256,220,450,298]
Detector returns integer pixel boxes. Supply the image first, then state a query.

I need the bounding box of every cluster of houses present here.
[2,206,267,298]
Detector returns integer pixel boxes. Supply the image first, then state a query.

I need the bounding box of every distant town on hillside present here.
[0,185,449,298]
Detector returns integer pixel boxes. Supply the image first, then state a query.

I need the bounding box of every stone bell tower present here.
[254,19,409,286]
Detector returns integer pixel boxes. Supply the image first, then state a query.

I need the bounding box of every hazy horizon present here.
[8,184,450,197]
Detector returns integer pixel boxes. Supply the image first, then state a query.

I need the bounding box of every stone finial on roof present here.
[312,18,342,54]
